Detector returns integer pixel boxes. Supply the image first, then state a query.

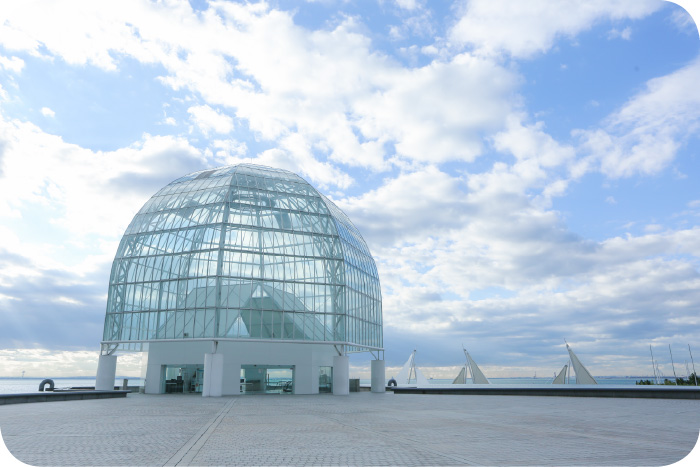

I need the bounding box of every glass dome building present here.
[96,164,384,395]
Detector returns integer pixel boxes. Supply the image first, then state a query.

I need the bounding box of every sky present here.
[0,0,699,379]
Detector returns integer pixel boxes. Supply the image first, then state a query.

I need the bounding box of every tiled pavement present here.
[1,392,698,466]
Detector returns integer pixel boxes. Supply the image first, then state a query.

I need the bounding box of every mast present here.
[669,345,678,385]
[650,345,658,384]
[409,349,416,383]
[690,344,698,386]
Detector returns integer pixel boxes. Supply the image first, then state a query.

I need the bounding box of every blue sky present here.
[0,0,699,379]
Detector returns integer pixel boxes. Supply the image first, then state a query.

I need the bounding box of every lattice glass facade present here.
[103,164,382,352]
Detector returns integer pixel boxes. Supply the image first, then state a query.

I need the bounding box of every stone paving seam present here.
[163,398,237,467]
[324,414,481,466]
[177,398,238,467]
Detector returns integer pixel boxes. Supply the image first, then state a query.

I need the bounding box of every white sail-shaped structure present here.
[552,364,568,384]
[452,366,467,384]
[395,350,431,387]
[566,343,597,384]
[464,348,490,384]
[395,350,416,385]
[415,366,430,387]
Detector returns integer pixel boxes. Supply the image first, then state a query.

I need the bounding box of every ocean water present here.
[0,376,652,394]
[360,376,651,386]
[0,377,143,394]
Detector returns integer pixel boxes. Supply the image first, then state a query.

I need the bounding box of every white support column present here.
[332,355,349,396]
[202,353,224,397]
[371,359,386,393]
[294,361,313,395]
[96,354,117,391]
[144,363,163,394]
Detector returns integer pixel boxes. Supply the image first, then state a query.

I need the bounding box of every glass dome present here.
[103,164,382,352]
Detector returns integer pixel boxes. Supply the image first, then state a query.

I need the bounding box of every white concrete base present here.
[371,359,386,393]
[143,341,340,395]
[144,364,163,394]
[202,353,224,397]
[95,355,117,391]
[332,355,349,395]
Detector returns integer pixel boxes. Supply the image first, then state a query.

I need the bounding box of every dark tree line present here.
[636,373,698,385]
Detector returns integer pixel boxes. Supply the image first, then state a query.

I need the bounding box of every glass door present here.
[240,365,294,394]
[319,366,333,393]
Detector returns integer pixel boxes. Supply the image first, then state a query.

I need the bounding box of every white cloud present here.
[421,45,438,55]
[608,26,632,39]
[449,0,661,58]
[0,113,209,237]
[574,58,700,178]
[0,2,518,172]
[387,1,434,40]
[379,204,700,349]
[354,53,519,165]
[211,139,247,163]
[40,107,55,118]
[395,0,420,11]
[187,104,234,135]
[54,296,83,305]
[333,152,700,358]
[0,55,24,73]
[493,116,575,166]
[0,349,143,377]
[0,113,218,351]
[668,0,700,38]
[388,25,403,40]
[0,0,209,71]
[337,166,470,246]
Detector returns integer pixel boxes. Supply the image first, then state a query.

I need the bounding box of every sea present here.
[360,376,650,386]
[0,376,649,394]
[0,377,144,394]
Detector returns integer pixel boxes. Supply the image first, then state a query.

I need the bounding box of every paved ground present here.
[1,392,698,466]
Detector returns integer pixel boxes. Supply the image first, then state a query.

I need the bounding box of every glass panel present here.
[203,309,215,337]
[103,164,382,350]
[319,366,332,393]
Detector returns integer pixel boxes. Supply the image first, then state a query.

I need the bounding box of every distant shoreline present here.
[0,376,143,380]
[0,375,654,379]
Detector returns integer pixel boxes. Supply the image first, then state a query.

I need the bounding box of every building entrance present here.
[162,364,204,393]
[319,366,333,393]
[240,365,294,394]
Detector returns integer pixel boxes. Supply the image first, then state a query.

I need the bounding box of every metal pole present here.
[690,344,698,387]
[409,349,416,383]
[669,344,678,385]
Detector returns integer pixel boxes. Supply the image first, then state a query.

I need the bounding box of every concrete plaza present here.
[1,392,698,466]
